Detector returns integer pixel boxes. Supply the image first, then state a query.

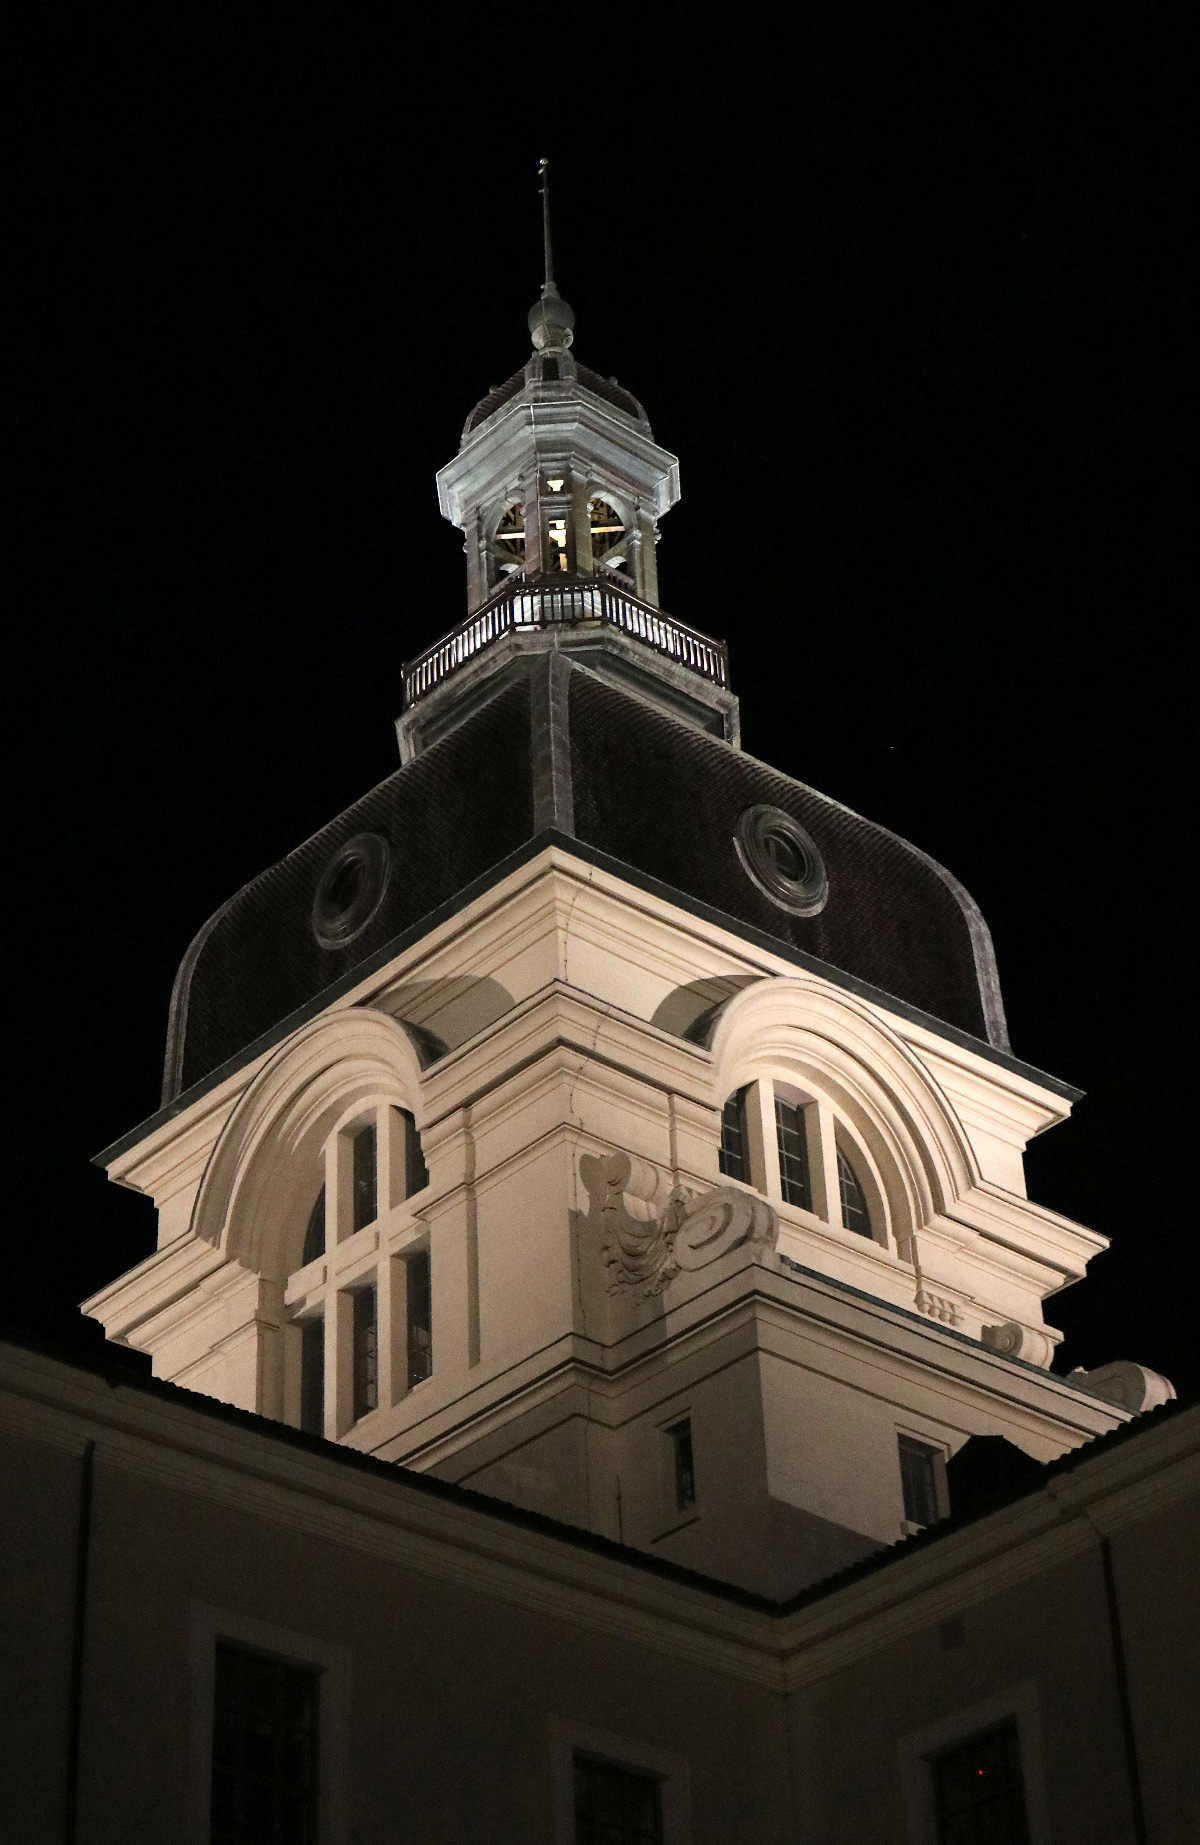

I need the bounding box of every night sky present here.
[13,13,1194,1394]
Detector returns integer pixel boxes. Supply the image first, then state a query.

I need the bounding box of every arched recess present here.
[708,976,981,1256]
[191,1007,427,1283]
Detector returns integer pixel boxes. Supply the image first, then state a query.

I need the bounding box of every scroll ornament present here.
[981,1320,1057,1369]
[579,1151,778,1297]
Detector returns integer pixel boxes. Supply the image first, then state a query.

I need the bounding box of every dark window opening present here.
[931,1721,1031,1845]
[774,1095,812,1210]
[899,1434,941,1527]
[302,1186,325,1266]
[210,1643,319,1845]
[299,1318,324,1438]
[352,1288,377,1422]
[718,1090,748,1182]
[406,1248,433,1389]
[352,1123,377,1232]
[400,1108,429,1197]
[837,1147,871,1238]
[668,1418,696,1512]
[573,1754,663,1845]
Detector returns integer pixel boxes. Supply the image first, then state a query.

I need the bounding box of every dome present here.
[461,357,651,445]
[161,658,1014,1107]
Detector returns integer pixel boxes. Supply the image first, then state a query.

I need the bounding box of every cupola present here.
[399,163,737,761]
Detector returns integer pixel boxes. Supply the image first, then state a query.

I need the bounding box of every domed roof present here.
[161,657,1015,1109]
[462,357,651,444]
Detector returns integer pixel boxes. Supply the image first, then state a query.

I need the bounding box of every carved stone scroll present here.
[1067,1359,1176,1413]
[579,1151,778,1298]
[981,1320,1056,1369]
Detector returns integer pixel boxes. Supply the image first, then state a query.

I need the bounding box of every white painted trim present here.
[187,1601,351,1845]
[895,1677,1051,1845]
[548,1715,693,1845]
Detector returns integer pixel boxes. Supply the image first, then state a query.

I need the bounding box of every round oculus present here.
[734,806,828,917]
[312,833,391,949]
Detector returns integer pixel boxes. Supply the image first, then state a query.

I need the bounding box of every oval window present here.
[312,833,391,948]
[734,805,828,916]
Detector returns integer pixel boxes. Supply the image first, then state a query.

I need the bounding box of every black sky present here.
[12,10,1195,1391]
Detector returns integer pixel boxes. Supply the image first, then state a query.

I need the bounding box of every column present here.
[569,472,593,575]
[637,507,659,605]
[521,473,545,576]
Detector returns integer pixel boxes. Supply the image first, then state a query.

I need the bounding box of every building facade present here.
[28,211,1187,1842]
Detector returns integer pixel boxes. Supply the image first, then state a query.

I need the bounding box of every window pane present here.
[774,1096,812,1209]
[899,1434,940,1527]
[574,1755,663,1845]
[670,1419,696,1511]
[837,1147,871,1238]
[300,1318,324,1437]
[932,1722,1031,1845]
[211,1643,319,1845]
[352,1122,377,1232]
[718,1091,748,1182]
[352,1287,378,1421]
[406,1248,433,1388]
[302,1186,325,1266]
[401,1108,429,1197]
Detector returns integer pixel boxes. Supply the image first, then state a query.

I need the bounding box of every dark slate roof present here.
[160,655,1012,1109]
[568,671,1005,1049]
[165,677,533,1100]
[462,360,650,439]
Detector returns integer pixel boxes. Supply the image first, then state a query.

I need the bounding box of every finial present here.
[528,157,575,355]
[539,156,555,294]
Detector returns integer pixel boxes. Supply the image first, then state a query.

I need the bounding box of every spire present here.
[528,158,575,354]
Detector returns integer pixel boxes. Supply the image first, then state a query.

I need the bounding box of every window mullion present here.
[812,1101,844,1229]
[378,1258,402,1410]
[327,1132,353,1247]
[321,1293,340,1441]
[331,1291,355,1437]
[378,1104,406,1213]
[745,1079,781,1201]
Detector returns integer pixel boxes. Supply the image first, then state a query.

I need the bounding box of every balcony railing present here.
[403,571,730,705]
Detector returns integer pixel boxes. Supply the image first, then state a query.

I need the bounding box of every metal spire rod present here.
[538,157,555,296]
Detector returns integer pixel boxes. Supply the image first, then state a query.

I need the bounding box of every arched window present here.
[286,1104,433,1440]
[774,1094,812,1210]
[716,1079,883,1247]
[837,1147,871,1238]
[718,1090,749,1181]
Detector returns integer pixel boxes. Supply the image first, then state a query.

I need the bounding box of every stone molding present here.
[2,1346,1195,1697]
[982,1320,1057,1369]
[579,1150,778,1296]
[1067,1360,1177,1413]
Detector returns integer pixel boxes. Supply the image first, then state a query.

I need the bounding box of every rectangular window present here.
[718,1090,748,1182]
[210,1643,320,1845]
[406,1247,433,1389]
[352,1287,377,1422]
[931,1721,1031,1845]
[668,1418,696,1513]
[574,1754,663,1845]
[352,1122,377,1232]
[299,1317,324,1438]
[899,1434,941,1527]
[774,1095,812,1209]
[401,1108,429,1196]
